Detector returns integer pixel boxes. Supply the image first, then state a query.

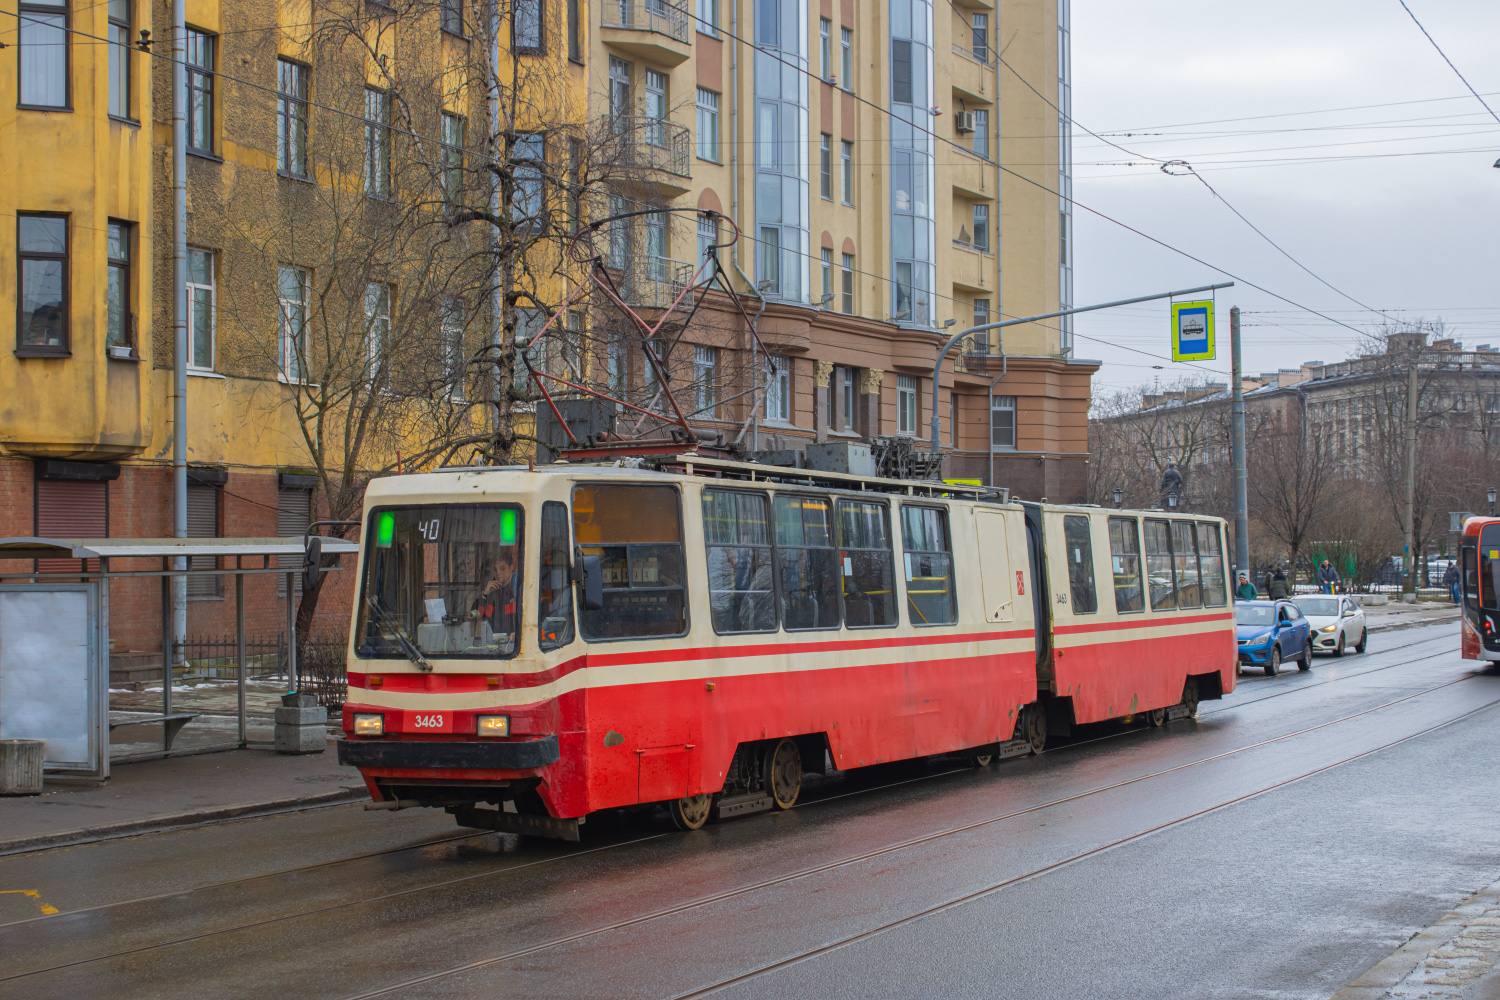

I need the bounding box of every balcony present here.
[607,117,693,196]
[612,253,696,309]
[949,44,994,105]
[601,0,692,66]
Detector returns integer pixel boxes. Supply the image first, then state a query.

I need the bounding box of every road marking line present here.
[0,890,58,916]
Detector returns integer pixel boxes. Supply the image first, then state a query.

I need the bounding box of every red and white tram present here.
[338,457,1236,838]
[1461,515,1500,663]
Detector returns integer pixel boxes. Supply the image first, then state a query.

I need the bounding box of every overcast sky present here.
[1066,0,1500,401]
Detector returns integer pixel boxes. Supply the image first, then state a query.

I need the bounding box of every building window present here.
[108,0,130,117]
[277,59,309,178]
[278,265,308,381]
[973,297,990,329]
[973,203,989,252]
[841,252,854,314]
[187,248,215,370]
[365,282,392,378]
[971,13,988,62]
[820,133,832,199]
[991,394,1016,449]
[645,69,668,145]
[897,374,918,435]
[514,0,543,53]
[694,344,717,417]
[765,355,791,422]
[696,87,719,161]
[441,0,463,34]
[567,0,582,60]
[819,18,831,78]
[277,484,312,598]
[821,248,833,305]
[839,365,856,430]
[972,108,989,159]
[186,478,221,599]
[841,140,853,204]
[513,133,545,229]
[696,0,717,36]
[608,56,631,119]
[949,392,957,446]
[364,88,392,198]
[106,221,131,351]
[697,213,718,271]
[442,112,465,198]
[186,30,215,152]
[17,214,68,354]
[841,27,853,90]
[442,298,466,400]
[19,0,68,109]
[757,226,780,294]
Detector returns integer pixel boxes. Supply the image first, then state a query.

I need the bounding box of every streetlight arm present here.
[927,281,1235,457]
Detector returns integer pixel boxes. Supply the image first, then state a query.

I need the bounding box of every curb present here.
[1332,880,1500,998]
[0,786,364,858]
[1367,613,1459,634]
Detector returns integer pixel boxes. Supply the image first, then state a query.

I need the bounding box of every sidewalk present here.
[0,744,367,856]
[1335,878,1500,999]
[1362,600,1461,633]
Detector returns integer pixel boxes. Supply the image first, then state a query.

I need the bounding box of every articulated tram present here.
[338,457,1236,839]
[1461,515,1500,663]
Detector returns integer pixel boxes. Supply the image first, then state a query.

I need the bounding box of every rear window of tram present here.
[1108,517,1144,613]
[1172,521,1202,609]
[1143,519,1177,611]
[900,505,956,626]
[1062,515,1097,614]
[572,484,687,640]
[774,495,842,631]
[702,490,777,634]
[1197,523,1227,607]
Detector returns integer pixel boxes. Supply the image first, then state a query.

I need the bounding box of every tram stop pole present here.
[1230,305,1250,576]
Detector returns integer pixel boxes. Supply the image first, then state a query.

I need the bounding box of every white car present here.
[1292,595,1368,657]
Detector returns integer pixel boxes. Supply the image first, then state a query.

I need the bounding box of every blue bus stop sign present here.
[1171,301,1215,361]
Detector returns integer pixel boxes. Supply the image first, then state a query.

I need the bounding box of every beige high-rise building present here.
[587,0,1094,498]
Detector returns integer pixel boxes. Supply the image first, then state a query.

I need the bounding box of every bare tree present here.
[1247,421,1338,578]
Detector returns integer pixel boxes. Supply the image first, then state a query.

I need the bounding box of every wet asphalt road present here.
[2,622,1496,1000]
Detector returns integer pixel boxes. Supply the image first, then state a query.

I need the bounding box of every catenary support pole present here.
[171,0,189,669]
[927,282,1234,461]
[1230,306,1249,576]
[236,570,246,746]
[1405,357,1419,596]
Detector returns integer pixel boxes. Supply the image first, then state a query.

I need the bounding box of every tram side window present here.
[1172,520,1202,609]
[537,501,575,651]
[702,489,777,633]
[1198,522,1228,607]
[1108,517,1144,613]
[1143,518,1177,611]
[773,494,842,630]
[838,500,898,628]
[572,484,687,640]
[1062,515,1097,614]
[1483,526,1500,611]
[900,504,957,626]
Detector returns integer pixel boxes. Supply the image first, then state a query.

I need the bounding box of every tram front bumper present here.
[337,735,560,770]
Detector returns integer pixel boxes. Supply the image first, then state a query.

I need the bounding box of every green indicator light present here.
[500,509,517,545]
[377,511,395,548]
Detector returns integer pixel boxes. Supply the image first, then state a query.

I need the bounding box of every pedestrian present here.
[1268,566,1291,600]
[1444,562,1461,604]
[1317,559,1341,595]
[1235,572,1258,601]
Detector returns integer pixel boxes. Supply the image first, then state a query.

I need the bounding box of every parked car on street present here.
[1293,595,1368,656]
[1236,600,1311,676]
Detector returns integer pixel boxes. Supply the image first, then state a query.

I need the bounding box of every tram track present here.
[318,664,1491,1000]
[5,636,1471,996]
[0,627,1464,970]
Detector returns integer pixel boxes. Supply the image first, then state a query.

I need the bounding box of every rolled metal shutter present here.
[186,483,219,598]
[277,488,312,597]
[36,478,108,574]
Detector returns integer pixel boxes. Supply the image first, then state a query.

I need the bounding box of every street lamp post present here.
[1488,486,1496,516]
[1167,492,1178,510]
[1112,487,1123,508]
[925,282,1234,468]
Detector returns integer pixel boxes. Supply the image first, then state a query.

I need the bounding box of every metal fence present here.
[601,0,691,42]
[608,117,693,178]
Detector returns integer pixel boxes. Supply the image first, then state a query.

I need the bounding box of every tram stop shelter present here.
[0,535,358,782]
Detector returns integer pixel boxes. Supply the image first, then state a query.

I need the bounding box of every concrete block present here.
[274,724,327,754]
[275,705,328,726]
[0,740,44,795]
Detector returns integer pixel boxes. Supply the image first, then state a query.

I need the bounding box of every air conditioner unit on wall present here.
[954,111,975,134]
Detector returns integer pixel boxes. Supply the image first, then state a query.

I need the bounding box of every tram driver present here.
[471,548,519,640]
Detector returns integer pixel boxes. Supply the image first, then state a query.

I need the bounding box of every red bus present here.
[1461,515,1500,663]
[338,457,1236,839]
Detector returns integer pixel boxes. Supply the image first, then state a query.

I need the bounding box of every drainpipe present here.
[728,2,766,452]
[488,1,503,449]
[171,0,189,672]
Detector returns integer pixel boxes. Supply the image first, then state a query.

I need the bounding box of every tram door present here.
[972,509,1015,623]
[1021,503,1051,668]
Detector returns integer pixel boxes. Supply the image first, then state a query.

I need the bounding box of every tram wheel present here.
[967,752,995,767]
[764,738,802,810]
[1180,678,1200,719]
[1022,703,1048,754]
[669,793,714,831]
[1146,707,1166,728]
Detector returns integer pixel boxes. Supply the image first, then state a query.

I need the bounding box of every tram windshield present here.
[355,504,524,660]
[1483,525,1500,611]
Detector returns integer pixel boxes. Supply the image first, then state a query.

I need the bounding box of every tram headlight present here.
[353,713,384,737]
[477,714,511,737]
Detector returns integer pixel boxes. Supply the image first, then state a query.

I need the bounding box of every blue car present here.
[1236,600,1311,676]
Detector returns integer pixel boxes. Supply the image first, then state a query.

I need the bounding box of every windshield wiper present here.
[365,596,432,672]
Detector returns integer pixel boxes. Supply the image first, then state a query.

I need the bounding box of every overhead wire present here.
[1396,0,1500,127]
